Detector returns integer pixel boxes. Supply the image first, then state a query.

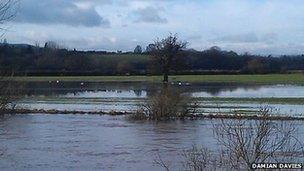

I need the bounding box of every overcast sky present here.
[3,0,304,55]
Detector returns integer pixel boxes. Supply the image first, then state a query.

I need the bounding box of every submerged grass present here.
[2,106,303,121]
[10,74,304,84]
[19,96,304,106]
[197,97,304,105]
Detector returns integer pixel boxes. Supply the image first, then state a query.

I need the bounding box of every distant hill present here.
[0,43,35,49]
[0,43,304,76]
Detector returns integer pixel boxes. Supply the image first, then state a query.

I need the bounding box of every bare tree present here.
[0,0,19,113]
[0,72,20,113]
[134,45,142,54]
[155,108,304,171]
[44,41,62,50]
[151,34,187,83]
[0,0,17,32]
[213,108,304,170]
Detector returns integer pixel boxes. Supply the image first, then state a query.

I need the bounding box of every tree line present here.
[1,39,304,77]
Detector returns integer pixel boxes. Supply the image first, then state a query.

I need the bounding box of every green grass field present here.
[11,74,304,84]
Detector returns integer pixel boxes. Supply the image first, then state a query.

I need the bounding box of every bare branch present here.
[154,152,170,171]
[212,107,304,170]
[0,0,18,34]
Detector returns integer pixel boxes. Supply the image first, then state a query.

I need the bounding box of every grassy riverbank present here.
[11,74,304,84]
[3,108,304,121]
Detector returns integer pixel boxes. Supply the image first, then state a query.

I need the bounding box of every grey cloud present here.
[187,35,202,41]
[260,32,278,44]
[211,32,278,44]
[13,0,110,27]
[132,6,167,23]
[76,0,112,4]
[249,43,304,56]
[212,32,259,43]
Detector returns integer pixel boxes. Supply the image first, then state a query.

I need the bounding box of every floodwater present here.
[0,114,303,171]
[2,82,304,170]
[14,82,304,116]
[0,114,214,170]
[16,82,304,98]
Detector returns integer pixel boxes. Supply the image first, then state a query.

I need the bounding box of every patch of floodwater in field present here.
[20,82,304,98]
[63,90,147,98]
[56,84,304,98]
[0,114,303,170]
[13,82,304,115]
[192,84,304,98]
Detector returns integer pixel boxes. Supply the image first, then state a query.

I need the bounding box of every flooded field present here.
[0,114,212,170]
[0,114,303,171]
[1,82,304,170]
[14,82,304,116]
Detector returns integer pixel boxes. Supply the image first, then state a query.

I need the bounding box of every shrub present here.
[213,107,304,170]
[130,87,198,121]
[155,107,304,170]
[181,145,215,171]
[0,72,21,114]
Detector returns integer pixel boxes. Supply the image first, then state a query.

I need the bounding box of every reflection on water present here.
[64,90,147,98]
[0,114,303,170]
[19,82,304,98]
[61,84,304,98]
[3,82,304,170]
[193,85,304,98]
[12,82,304,116]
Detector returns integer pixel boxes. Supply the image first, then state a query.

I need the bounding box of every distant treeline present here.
[1,43,304,76]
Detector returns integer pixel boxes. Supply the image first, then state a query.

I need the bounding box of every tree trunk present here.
[163,72,168,83]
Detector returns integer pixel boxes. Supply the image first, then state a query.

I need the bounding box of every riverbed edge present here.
[2,109,304,121]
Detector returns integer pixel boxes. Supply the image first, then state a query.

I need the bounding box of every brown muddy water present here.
[1,82,304,170]
[14,82,304,116]
[0,114,303,171]
[0,114,216,170]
